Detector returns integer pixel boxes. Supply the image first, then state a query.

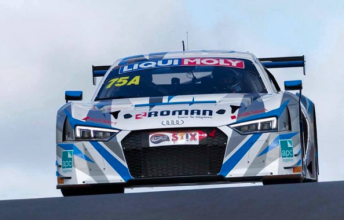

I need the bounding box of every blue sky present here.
[185,0,343,54]
[1,0,344,200]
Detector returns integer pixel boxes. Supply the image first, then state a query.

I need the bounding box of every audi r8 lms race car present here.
[56,50,318,196]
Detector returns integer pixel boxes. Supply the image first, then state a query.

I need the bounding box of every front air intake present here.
[121,128,227,178]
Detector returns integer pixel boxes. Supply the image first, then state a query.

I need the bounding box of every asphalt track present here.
[1,181,344,220]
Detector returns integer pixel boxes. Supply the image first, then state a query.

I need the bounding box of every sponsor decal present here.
[61,150,73,173]
[149,130,207,147]
[135,112,147,119]
[208,129,216,138]
[106,76,140,88]
[237,109,267,118]
[161,119,184,126]
[182,58,244,69]
[132,109,213,120]
[280,139,293,162]
[120,59,180,74]
[119,58,245,74]
[82,117,117,126]
[150,134,170,144]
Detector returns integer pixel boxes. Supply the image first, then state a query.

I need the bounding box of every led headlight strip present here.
[230,117,277,134]
[75,126,120,140]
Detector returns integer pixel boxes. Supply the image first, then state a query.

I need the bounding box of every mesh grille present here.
[121,128,227,178]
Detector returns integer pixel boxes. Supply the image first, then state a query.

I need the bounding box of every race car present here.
[56,50,318,196]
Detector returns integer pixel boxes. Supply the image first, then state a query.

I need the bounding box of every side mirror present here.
[65,91,83,103]
[284,80,302,91]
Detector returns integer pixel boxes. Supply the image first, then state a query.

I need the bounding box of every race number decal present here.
[106,76,140,89]
[149,130,207,147]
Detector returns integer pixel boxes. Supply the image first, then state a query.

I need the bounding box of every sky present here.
[1,0,344,200]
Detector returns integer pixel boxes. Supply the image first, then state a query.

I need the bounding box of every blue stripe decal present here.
[258,132,298,157]
[58,143,94,163]
[55,160,59,166]
[135,100,217,107]
[58,143,73,150]
[220,133,262,176]
[167,96,175,102]
[73,146,94,163]
[64,109,116,130]
[233,100,290,124]
[295,159,301,166]
[56,171,62,177]
[90,141,132,182]
[189,97,195,106]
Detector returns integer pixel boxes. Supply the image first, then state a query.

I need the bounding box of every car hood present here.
[62,93,289,131]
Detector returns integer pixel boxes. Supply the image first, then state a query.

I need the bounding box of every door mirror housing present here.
[284,80,302,91]
[65,91,83,103]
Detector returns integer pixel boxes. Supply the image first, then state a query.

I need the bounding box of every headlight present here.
[230,117,277,134]
[75,126,120,141]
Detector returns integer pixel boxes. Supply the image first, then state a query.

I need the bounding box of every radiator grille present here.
[121,128,227,178]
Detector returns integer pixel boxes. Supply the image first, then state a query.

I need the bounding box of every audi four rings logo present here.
[161,120,184,126]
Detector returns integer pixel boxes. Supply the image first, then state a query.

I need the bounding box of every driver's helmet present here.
[212,67,242,92]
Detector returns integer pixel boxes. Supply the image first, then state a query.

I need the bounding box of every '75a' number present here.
[106,76,140,89]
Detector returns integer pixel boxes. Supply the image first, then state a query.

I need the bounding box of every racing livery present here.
[56,50,318,196]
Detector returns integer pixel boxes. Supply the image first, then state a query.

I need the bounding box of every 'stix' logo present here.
[150,134,170,144]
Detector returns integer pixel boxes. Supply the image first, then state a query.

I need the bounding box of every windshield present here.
[95,58,267,100]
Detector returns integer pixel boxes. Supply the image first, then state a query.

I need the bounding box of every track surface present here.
[1,181,344,220]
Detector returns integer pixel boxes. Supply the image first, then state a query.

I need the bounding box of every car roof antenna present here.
[182,32,189,52]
